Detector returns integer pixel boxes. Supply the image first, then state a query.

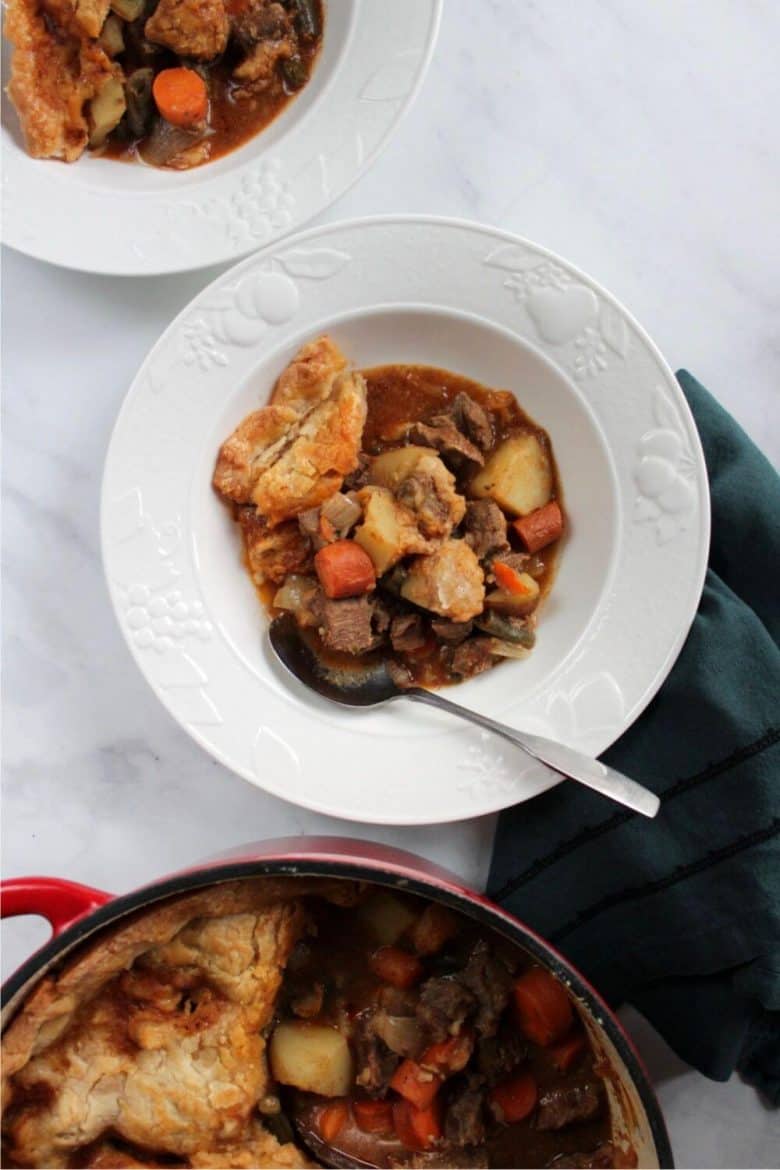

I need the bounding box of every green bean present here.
[280,55,309,92]
[125,69,155,140]
[473,610,536,647]
[290,0,321,39]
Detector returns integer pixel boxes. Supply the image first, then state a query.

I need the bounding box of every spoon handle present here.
[404,689,660,819]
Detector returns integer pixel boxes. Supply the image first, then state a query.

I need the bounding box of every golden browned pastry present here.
[43,0,110,38]
[4,0,119,161]
[237,510,313,587]
[270,335,348,415]
[1,878,358,1169]
[213,336,367,526]
[252,370,367,525]
[211,404,300,504]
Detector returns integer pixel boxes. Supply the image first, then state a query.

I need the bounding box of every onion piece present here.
[273,574,319,626]
[373,1012,425,1059]
[486,638,532,660]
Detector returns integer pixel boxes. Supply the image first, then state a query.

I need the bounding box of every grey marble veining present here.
[2,1,778,1166]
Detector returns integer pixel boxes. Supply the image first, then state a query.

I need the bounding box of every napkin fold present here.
[487,372,780,1102]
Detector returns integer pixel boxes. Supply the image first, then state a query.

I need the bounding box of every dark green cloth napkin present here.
[488,372,780,1102]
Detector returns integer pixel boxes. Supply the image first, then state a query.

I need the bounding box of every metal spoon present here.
[269,614,660,818]
[291,1119,374,1169]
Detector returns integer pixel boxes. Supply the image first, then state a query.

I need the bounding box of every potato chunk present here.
[471,432,552,516]
[368,446,437,489]
[357,891,418,946]
[400,540,485,622]
[354,486,431,575]
[269,1022,354,1097]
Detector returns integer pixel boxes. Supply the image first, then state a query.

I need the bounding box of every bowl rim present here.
[1,2,443,275]
[1,845,674,1168]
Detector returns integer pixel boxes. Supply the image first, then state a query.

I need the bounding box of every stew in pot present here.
[273,889,619,1169]
[0,879,623,1169]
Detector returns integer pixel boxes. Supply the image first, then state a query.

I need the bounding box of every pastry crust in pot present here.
[1,877,359,1168]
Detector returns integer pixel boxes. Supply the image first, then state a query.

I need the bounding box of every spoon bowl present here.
[269,615,661,818]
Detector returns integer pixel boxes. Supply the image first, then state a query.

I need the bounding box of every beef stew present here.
[270,888,617,1169]
[213,336,565,690]
[0,879,619,1169]
[5,0,323,168]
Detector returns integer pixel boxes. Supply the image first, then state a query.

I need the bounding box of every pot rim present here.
[1,844,673,1168]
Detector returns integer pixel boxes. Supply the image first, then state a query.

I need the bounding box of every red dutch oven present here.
[1,838,673,1168]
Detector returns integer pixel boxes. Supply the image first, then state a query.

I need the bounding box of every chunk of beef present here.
[234,31,294,85]
[319,595,377,655]
[416,977,476,1044]
[395,472,452,541]
[390,613,427,653]
[343,453,372,492]
[450,393,493,451]
[390,1148,489,1169]
[145,0,229,60]
[536,1082,604,1131]
[404,417,484,469]
[369,448,466,540]
[444,1075,486,1146]
[289,982,324,1019]
[463,500,509,561]
[547,1143,615,1168]
[446,638,495,681]
[475,1022,527,1085]
[230,0,291,49]
[373,599,392,635]
[430,619,473,644]
[457,939,513,1038]
[354,1011,400,1097]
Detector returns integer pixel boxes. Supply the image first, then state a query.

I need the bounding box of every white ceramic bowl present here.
[101,216,710,823]
[1,1,441,274]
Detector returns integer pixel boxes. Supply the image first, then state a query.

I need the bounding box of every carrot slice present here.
[513,501,563,553]
[549,1030,586,1072]
[493,560,535,595]
[393,1098,442,1150]
[314,539,376,599]
[390,1059,442,1110]
[318,1100,349,1143]
[352,1099,395,1134]
[369,946,423,990]
[513,968,574,1047]
[489,1071,538,1124]
[152,67,208,128]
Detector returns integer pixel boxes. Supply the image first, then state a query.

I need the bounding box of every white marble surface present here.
[2,0,778,1165]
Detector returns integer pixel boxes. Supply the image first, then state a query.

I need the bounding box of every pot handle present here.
[1,878,113,937]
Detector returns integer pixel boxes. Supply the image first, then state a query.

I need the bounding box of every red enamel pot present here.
[1,837,673,1167]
